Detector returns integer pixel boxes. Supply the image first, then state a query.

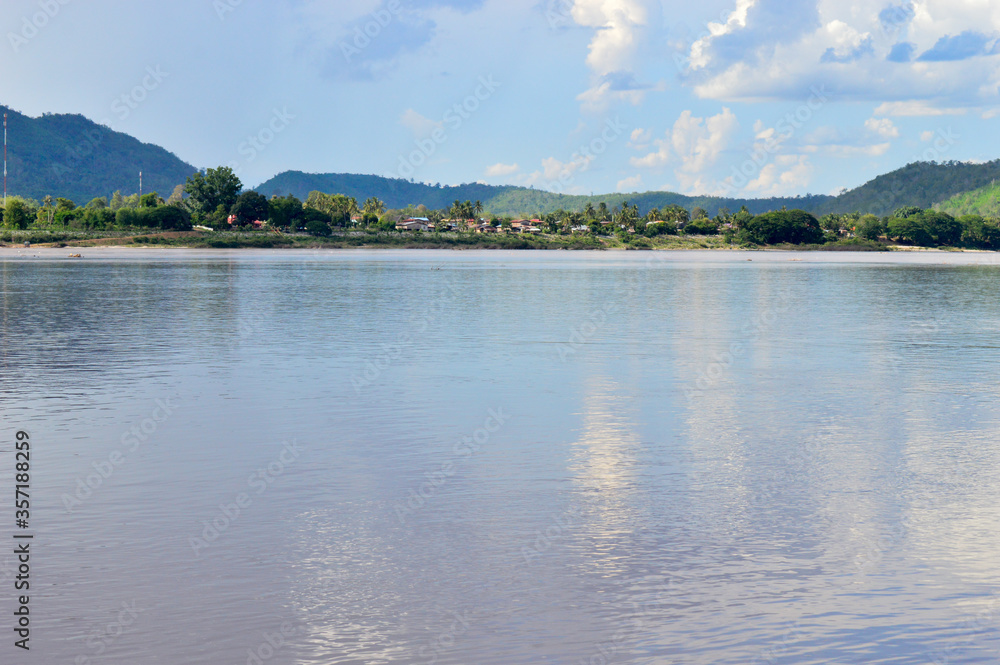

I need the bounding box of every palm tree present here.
[473,200,483,220]
[584,202,595,220]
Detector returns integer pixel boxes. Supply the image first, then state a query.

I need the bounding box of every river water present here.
[2,248,999,664]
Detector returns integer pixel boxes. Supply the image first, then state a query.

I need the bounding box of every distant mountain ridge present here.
[0,105,197,205]
[253,170,833,217]
[5,102,1000,218]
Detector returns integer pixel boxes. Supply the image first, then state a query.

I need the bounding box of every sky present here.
[3,0,1000,199]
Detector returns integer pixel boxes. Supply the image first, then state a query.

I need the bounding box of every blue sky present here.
[3,0,1000,198]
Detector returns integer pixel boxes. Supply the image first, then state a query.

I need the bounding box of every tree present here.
[86,197,108,210]
[887,216,933,246]
[184,167,242,213]
[139,192,162,208]
[363,197,386,217]
[691,207,708,220]
[305,218,332,237]
[473,200,483,219]
[305,191,356,227]
[166,185,186,206]
[2,199,30,229]
[268,195,304,230]
[893,206,923,219]
[56,198,76,212]
[685,218,719,235]
[584,202,595,220]
[739,210,823,245]
[856,214,886,240]
[919,210,962,246]
[230,191,269,226]
[110,191,125,211]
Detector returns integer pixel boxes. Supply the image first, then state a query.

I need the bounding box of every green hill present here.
[0,105,197,205]
[254,170,831,217]
[936,180,1000,218]
[814,160,1000,217]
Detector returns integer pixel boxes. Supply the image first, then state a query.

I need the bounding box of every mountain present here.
[935,180,1000,218]
[0,105,198,205]
[253,171,519,211]
[813,160,1000,217]
[254,170,832,217]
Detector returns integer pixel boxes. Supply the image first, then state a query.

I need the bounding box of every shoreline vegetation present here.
[3,166,1000,252]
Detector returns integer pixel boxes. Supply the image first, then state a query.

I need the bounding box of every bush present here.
[684,218,719,235]
[740,210,823,245]
[305,219,332,237]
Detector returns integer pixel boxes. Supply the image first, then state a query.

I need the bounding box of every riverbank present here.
[0,229,903,251]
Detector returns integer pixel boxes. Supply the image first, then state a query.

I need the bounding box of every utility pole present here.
[139,171,142,199]
[3,112,7,208]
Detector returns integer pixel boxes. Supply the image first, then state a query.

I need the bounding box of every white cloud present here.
[865,117,900,139]
[874,101,968,117]
[399,108,441,138]
[617,174,642,191]
[920,130,936,141]
[485,162,519,177]
[571,0,652,76]
[520,154,594,192]
[630,128,651,143]
[685,0,1000,110]
[570,0,655,109]
[689,0,756,70]
[631,107,739,194]
[744,154,813,197]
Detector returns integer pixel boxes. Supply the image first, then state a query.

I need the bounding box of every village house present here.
[395,217,432,231]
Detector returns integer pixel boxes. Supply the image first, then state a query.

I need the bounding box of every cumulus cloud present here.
[865,117,900,138]
[630,108,739,194]
[617,174,643,191]
[744,155,813,196]
[683,0,1000,109]
[570,0,655,109]
[485,162,519,177]
[874,101,968,116]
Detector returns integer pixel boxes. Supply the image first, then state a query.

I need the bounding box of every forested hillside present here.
[0,105,197,204]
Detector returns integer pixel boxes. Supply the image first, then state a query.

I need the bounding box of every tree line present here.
[4,164,1000,249]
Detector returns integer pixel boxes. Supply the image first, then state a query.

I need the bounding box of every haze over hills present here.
[4,103,1000,219]
[0,105,197,205]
